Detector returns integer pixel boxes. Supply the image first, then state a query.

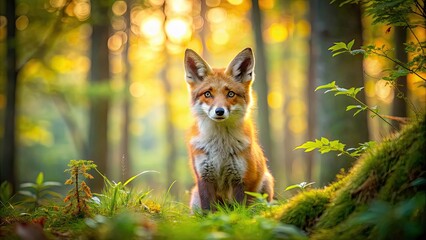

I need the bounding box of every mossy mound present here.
[279,117,426,240]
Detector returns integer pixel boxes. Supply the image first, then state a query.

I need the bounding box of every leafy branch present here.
[328,40,425,82]
[315,81,398,131]
[295,137,376,159]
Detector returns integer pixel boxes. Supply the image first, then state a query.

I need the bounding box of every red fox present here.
[184,48,274,212]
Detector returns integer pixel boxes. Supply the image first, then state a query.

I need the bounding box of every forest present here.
[0,0,425,239]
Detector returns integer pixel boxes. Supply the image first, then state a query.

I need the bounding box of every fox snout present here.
[208,106,229,122]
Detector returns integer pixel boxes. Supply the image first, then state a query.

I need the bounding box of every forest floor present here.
[1,117,425,240]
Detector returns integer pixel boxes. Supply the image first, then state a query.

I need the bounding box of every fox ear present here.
[184,49,212,84]
[225,48,255,83]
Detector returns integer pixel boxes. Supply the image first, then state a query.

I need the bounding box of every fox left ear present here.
[184,49,212,84]
[225,48,255,83]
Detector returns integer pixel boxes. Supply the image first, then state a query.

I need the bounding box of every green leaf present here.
[19,190,35,198]
[294,141,319,152]
[315,81,336,91]
[346,105,362,111]
[284,184,302,191]
[42,181,62,187]
[20,183,37,189]
[332,51,347,57]
[353,108,365,116]
[347,39,355,51]
[328,42,348,52]
[245,191,268,200]
[320,137,330,145]
[36,172,44,186]
[123,170,159,187]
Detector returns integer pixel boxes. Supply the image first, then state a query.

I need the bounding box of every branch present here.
[373,50,426,82]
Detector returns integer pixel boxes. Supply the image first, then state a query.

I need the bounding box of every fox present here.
[184,47,274,212]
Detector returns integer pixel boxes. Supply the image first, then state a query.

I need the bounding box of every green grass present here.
[1,117,424,239]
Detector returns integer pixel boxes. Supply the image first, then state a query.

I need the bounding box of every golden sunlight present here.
[141,15,163,38]
[165,17,192,44]
[167,0,192,14]
[73,0,90,21]
[227,0,244,5]
[130,82,145,98]
[265,22,288,43]
[375,80,394,103]
[112,0,127,16]
[212,29,229,45]
[268,91,283,109]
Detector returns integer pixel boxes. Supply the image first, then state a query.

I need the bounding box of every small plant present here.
[0,181,14,209]
[285,181,316,193]
[64,159,96,217]
[94,169,157,216]
[19,172,62,209]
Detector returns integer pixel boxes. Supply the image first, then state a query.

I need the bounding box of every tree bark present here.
[311,1,369,186]
[120,0,132,182]
[391,26,408,128]
[88,2,111,191]
[1,0,17,191]
[251,0,273,173]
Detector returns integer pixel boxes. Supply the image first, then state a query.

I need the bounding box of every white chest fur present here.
[191,119,250,194]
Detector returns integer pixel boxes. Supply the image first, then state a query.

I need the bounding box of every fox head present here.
[184,48,255,123]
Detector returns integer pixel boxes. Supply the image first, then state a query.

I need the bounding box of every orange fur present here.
[184,48,274,212]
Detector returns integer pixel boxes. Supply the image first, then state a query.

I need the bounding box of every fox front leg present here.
[198,179,216,211]
[233,182,246,204]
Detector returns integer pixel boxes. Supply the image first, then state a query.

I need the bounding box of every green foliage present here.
[279,189,332,232]
[0,181,13,206]
[19,172,62,209]
[312,116,426,239]
[332,0,425,27]
[285,182,316,193]
[328,1,425,119]
[315,81,397,129]
[64,160,96,217]
[93,169,158,216]
[295,136,376,159]
[348,193,425,240]
[85,213,156,240]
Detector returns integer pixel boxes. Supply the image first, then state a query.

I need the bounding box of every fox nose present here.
[215,107,225,116]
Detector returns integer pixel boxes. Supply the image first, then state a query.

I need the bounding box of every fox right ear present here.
[184,49,212,84]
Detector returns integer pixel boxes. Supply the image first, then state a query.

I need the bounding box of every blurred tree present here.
[161,1,178,196]
[391,26,408,128]
[310,1,369,186]
[120,0,132,182]
[306,1,316,183]
[1,0,18,191]
[251,0,273,174]
[88,1,112,191]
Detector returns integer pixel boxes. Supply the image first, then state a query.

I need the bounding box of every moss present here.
[279,117,426,239]
[279,189,331,232]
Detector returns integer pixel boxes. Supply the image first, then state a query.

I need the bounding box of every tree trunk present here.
[120,0,132,182]
[251,0,273,174]
[391,26,407,128]
[1,0,17,191]
[311,1,369,186]
[306,0,317,183]
[89,3,111,191]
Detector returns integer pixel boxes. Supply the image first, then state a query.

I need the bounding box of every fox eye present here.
[227,91,235,98]
[204,91,212,98]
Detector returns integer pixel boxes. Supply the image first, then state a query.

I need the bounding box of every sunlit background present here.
[0,0,425,200]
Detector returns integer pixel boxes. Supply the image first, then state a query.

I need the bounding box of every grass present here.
[1,117,424,239]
